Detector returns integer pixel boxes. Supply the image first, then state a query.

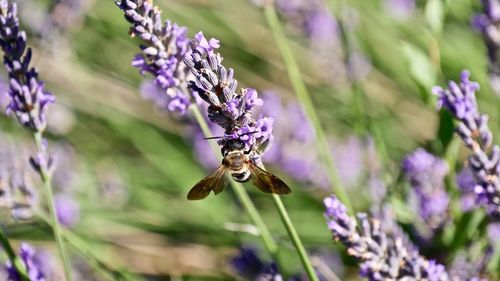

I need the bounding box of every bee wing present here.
[248,162,291,195]
[187,165,228,200]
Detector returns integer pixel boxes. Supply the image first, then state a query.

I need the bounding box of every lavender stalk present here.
[184,30,319,281]
[0,1,72,280]
[433,71,500,217]
[115,0,280,262]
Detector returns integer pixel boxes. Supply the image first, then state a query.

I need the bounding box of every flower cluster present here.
[4,243,46,281]
[324,195,451,280]
[402,149,450,230]
[184,40,273,153]
[115,0,199,115]
[0,133,37,220]
[230,247,283,281]
[0,0,55,132]
[472,0,500,95]
[433,71,500,217]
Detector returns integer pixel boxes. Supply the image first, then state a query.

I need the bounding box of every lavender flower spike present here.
[184,37,273,153]
[433,71,500,217]
[115,0,214,115]
[324,195,452,280]
[0,0,55,131]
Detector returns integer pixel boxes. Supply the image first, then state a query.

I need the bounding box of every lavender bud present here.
[433,71,500,217]
[0,0,55,132]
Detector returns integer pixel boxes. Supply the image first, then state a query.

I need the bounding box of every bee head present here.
[221,138,246,156]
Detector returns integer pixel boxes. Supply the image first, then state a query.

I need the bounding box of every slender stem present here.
[33,132,73,281]
[271,195,319,281]
[0,230,30,281]
[262,3,353,213]
[191,105,279,258]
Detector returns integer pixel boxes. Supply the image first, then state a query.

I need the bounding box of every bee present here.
[187,139,291,200]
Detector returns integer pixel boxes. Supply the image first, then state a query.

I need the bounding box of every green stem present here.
[35,211,139,281]
[271,195,319,281]
[0,230,30,281]
[33,132,73,281]
[191,105,279,259]
[262,4,353,213]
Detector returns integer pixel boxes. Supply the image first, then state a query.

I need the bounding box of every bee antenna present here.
[204,135,224,140]
[204,131,258,140]
[238,131,258,137]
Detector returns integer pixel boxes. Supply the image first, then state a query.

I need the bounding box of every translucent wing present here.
[248,163,291,195]
[187,165,228,200]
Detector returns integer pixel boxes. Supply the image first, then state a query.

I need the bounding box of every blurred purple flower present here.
[5,243,46,281]
[0,0,55,132]
[230,247,283,280]
[456,167,478,212]
[55,193,80,227]
[487,222,500,245]
[324,195,452,280]
[331,137,365,189]
[0,76,9,111]
[305,10,338,45]
[384,0,416,20]
[433,71,500,217]
[402,149,450,229]
[450,250,490,281]
[472,0,500,95]
[0,134,38,220]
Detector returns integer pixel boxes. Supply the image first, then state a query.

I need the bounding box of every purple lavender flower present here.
[472,0,500,95]
[116,0,208,115]
[230,247,283,281]
[184,38,273,154]
[433,71,500,217]
[5,243,46,281]
[54,193,80,228]
[324,195,452,280]
[0,76,9,111]
[0,0,55,132]
[450,250,490,281]
[402,149,450,229]
[487,222,500,246]
[0,134,38,220]
[456,167,479,212]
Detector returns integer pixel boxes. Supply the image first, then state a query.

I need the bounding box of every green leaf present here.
[425,0,445,35]
[402,42,437,96]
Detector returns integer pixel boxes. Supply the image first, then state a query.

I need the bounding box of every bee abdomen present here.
[231,170,251,182]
